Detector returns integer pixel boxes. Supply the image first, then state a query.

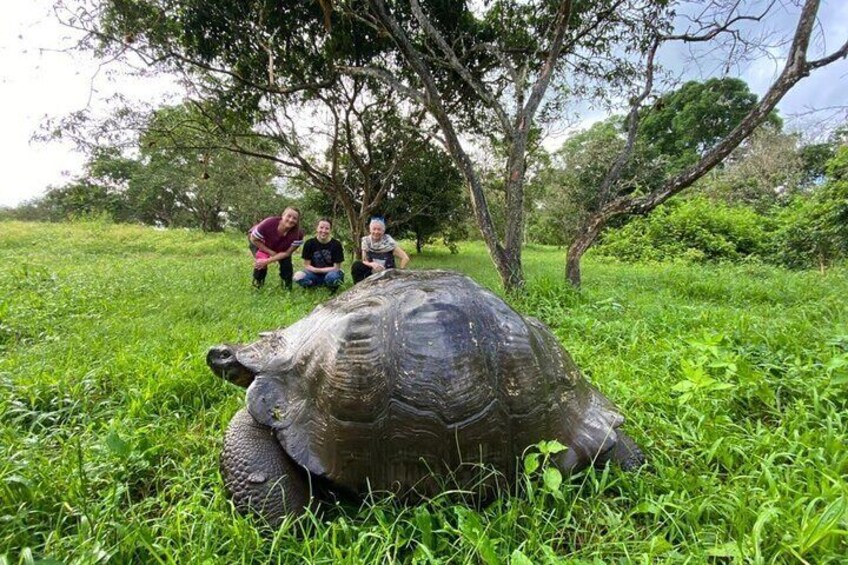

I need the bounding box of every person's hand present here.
[255,258,270,270]
[373,264,385,273]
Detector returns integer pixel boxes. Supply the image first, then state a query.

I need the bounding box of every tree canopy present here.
[639,78,781,171]
[56,0,848,289]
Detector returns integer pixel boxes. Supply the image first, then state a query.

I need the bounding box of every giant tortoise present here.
[208,269,644,524]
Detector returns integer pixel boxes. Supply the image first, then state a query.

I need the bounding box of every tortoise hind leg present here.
[595,431,646,471]
[221,408,311,526]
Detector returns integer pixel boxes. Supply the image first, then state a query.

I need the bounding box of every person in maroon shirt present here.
[248,207,305,289]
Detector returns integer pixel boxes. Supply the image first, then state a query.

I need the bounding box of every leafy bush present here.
[772,146,848,270]
[596,196,773,263]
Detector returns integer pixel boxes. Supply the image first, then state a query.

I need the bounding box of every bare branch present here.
[596,37,660,205]
[663,0,777,42]
[409,0,513,137]
[338,65,428,106]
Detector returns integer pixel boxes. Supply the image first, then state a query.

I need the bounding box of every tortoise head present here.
[207,332,293,388]
[207,344,257,388]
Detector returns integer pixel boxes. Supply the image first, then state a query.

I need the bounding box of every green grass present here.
[1,220,846,563]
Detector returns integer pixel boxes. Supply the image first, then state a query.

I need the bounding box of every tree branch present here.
[596,37,660,205]
[338,65,428,106]
[523,0,574,122]
[408,0,514,137]
[607,0,825,216]
[662,0,777,42]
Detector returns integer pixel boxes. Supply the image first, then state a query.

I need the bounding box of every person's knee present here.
[326,271,344,286]
[351,262,370,284]
[294,271,313,287]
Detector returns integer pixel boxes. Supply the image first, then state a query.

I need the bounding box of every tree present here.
[563,0,848,287]
[39,104,285,231]
[529,117,665,245]
[341,0,656,290]
[128,104,282,231]
[696,125,804,212]
[774,145,848,271]
[381,139,467,253]
[638,78,780,172]
[57,0,435,254]
[40,147,138,221]
[343,0,847,289]
[799,143,834,186]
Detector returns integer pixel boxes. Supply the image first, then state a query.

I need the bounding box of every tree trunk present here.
[565,242,585,289]
[565,216,608,288]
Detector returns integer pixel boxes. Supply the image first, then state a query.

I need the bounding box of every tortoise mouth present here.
[207,344,257,388]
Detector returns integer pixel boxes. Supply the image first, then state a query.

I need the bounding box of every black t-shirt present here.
[301,238,345,268]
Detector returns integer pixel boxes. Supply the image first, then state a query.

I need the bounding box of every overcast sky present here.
[1,1,846,208]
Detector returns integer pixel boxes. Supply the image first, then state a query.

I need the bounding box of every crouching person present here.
[294,218,345,292]
[351,217,410,283]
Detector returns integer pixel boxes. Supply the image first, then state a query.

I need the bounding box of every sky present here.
[0,2,179,208]
[1,1,846,208]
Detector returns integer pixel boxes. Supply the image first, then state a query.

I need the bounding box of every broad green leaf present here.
[824,355,847,371]
[706,542,742,559]
[478,537,501,565]
[542,440,567,455]
[510,549,534,565]
[414,506,433,550]
[648,535,673,554]
[523,453,539,474]
[542,467,562,492]
[671,380,695,392]
[105,429,130,458]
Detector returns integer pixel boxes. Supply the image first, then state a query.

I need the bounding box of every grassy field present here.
[1,220,846,564]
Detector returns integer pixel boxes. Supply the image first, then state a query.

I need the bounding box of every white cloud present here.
[0,1,178,207]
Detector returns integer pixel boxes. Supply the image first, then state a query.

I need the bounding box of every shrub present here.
[772,146,848,270]
[596,196,773,263]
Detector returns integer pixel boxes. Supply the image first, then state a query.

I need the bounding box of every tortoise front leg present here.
[220,408,311,526]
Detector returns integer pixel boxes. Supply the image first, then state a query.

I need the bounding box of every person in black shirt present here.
[293,218,345,291]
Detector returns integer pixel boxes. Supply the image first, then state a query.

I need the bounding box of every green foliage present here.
[1,222,846,563]
[639,78,779,171]
[799,142,837,186]
[382,140,469,253]
[528,118,667,246]
[773,146,848,270]
[32,147,138,223]
[529,78,780,248]
[596,196,774,263]
[33,104,286,232]
[694,125,804,212]
[128,104,284,232]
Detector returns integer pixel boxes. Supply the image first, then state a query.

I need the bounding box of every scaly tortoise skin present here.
[208,269,644,524]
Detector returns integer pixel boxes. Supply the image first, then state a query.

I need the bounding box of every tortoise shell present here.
[235,269,624,495]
